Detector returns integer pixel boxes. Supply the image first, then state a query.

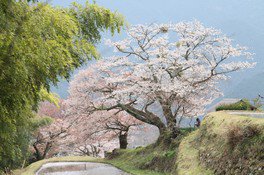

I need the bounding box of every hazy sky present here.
[50,0,264,99]
[51,0,264,67]
[51,0,264,27]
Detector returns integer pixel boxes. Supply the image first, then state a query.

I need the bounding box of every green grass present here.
[176,131,213,175]
[105,147,169,175]
[103,128,195,175]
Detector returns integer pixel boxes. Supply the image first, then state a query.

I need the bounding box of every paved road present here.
[228,111,264,118]
[36,162,129,175]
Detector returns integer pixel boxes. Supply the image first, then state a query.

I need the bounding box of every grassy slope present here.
[176,131,213,175]
[105,148,167,175]
[104,128,196,175]
[176,111,264,175]
[201,111,264,135]
[193,112,264,175]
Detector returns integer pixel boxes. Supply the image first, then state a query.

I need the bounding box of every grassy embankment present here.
[106,112,264,175]
[17,112,264,175]
[195,112,264,175]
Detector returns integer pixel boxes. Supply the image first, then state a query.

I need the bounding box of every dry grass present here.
[197,112,264,175]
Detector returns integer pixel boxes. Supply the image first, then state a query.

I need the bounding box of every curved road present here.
[36,162,129,175]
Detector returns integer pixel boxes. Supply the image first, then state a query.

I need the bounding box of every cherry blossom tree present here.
[64,98,143,150]
[68,21,255,139]
[30,101,70,162]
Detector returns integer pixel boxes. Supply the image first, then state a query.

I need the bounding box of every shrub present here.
[164,150,176,158]
[216,99,255,111]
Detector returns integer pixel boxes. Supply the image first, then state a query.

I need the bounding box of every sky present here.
[50,0,264,99]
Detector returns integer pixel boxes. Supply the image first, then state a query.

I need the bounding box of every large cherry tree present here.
[68,21,255,139]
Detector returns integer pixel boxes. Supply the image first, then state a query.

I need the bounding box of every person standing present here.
[195,118,201,128]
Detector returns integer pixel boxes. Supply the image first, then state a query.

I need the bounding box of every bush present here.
[216,99,256,111]
[164,150,176,158]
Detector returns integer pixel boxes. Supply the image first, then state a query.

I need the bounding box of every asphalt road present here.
[228,111,264,118]
[36,162,129,175]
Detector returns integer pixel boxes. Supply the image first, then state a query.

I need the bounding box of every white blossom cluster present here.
[67,21,255,129]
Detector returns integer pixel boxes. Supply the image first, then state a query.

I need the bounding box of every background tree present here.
[68,21,255,141]
[64,90,143,150]
[30,100,69,162]
[253,96,263,110]
[0,0,124,171]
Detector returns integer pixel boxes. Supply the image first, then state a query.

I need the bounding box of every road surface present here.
[228,111,264,118]
[36,162,129,175]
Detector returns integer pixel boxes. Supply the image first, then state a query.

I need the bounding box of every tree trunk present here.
[156,125,168,144]
[119,133,128,149]
[156,121,179,145]
[33,143,42,161]
[42,142,52,160]
[167,118,179,139]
